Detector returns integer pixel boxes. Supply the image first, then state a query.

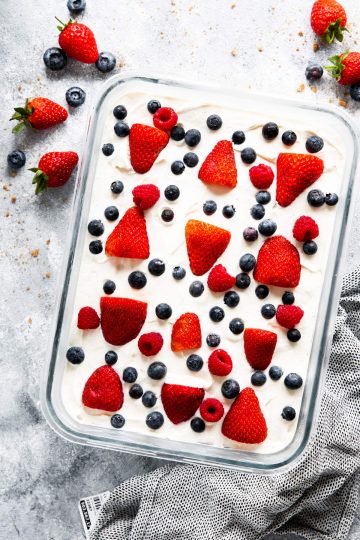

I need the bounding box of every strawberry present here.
[105,207,150,259]
[185,220,231,276]
[221,387,267,444]
[276,305,304,329]
[208,349,233,376]
[243,328,277,370]
[57,18,99,63]
[29,151,78,194]
[171,313,201,352]
[10,97,67,133]
[198,140,237,189]
[254,236,301,288]
[82,365,123,412]
[293,216,319,242]
[77,306,100,330]
[129,124,169,174]
[138,332,164,356]
[161,383,205,424]
[249,164,274,190]
[132,184,160,210]
[100,296,147,346]
[153,107,178,132]
[207,264,236,292]
[199,398,224,423]
[326,51,360,85]
[310,0,347,44]
[276,153,324,207]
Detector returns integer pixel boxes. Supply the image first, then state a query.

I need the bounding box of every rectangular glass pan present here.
[41,73,359,473]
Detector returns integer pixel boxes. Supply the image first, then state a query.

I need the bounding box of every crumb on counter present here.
[230,3,236,8]
[3,184,10,191]
[338,99,347,108]
[313,42,319,52]
[231,48,238,57]
[298,31,304,36]
[297,83,305,93]
[11,196,16,204]
[311,86,318,93]
[46,239,51,245]
[31,249,39,258]
[44,272,51,279]
[257,46,264,52]
[28,317,32,324]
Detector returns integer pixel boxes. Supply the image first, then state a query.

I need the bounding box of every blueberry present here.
[104,206,119,221]
[350,82,360,102]
[148,258,165,276]
[250,203,265,220]
[206,334,221,347]
[66,87,86,107]
[89,240,103,254]
[251,371,267,386]
[255,285,269,299]
[66,346,84,364]
[281,406,296,421]
[221,379,240,399]
[282,130,297,146]
[325,193,338,206]
[103,280,116,294]
[303,240,318,255]
[258,219,277,236]
[128,271,147,289]
[209,306,225,322]
[155,303,172,319]
[306,135,324,154]
[164,185,180,201]
[239,253,256,272]
[7,150,26,170]
[222,205,236,218]
[190,417,205,432]
[282,291,294,305]
[123,366,138,383]
[305,63,323,82]
[110,414,125,428]
[183,152,199,167]
[235,273,251,289]
[172,266,186,280]
[95,51,116,72]
[203,200,217,215]
[102,143,114,156]
[171,160,185,175]
[88,219,104,236]
[185,129,201,147]
[43,47,67,70]
[232,130,245,144]
[161,208,174,222]
[114,121,130,137]
[189,281,204,297]
[67,0,86,14]
[170,125,185,141]
[287,329,301,342]
[284,373,303,389]
[256,191,271,205]
[129,384,143,399]
[111,180,124,194]
[261,303,276,319]
[146,411,164,429]
[186,354,204,372]
[207,114,222,130]
[241,147,257,164]
[262,122,279,140]
[229,318,244,335]
[243,227,258,241]
[147,100,161,114]
[307,189,325,207]
[269,366,283,381]
[147,361,167,380]
[223,291,240,308]
[105,350,118,365]
[113,105,127,120]
[142,391,157,408]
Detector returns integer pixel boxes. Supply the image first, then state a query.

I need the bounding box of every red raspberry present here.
[200,398,224,422]
[276,305,304,329]
[208,349,233,376]
[292,215,319,242]
[77,306,100,329]
[132,184,160,210]
[153,107,178,132]
[207,264,235,293]
[138,332,164,356]
[249,164,274,189]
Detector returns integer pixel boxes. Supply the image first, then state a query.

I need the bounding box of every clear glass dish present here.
[41,73,359,473]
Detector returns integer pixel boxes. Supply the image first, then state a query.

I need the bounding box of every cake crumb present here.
[313,42,319,51]
[297,83,305,93]
[311,86,318,93]
[188,5,193,11]
[298,31,304,37]
[11,195,17,204]
[338,99,347,108]
[28,317,32,324]
[230,3,236,8]
[3,184,9,191]
[231,48,238,57]
[5,211,10,217]
[31,249,39,258]
[45,272,51,279]
[257,46,264,52]
[46,239,51,245]
[10,170,17,177]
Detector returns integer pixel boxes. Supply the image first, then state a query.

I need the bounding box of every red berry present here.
[249,164,274,189]
[207,264,235,292]
[254,235,301,289]
[221,387,267,444]
[77,306,100,329]
[200,398,224,422]
[138,332,164,356]
[105,207,150,259]
[171,313,201,352]
[153,107,178,132]
[100,296,147,346]
[243,329,277,370]
[30,151,78,194]
[82,366,123,412]
[198,140,237,189]
[185,220,231,276]
[208,349,233,376]
[311,0,347,43]
[58,20,99,64]
[132,184,160,210]
[276,153,324,207]
[276,305,304,329]
[161,383,205,424]
[129,124,169,174]
[293,216,319,242]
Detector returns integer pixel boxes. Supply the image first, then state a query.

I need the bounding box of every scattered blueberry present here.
[128,271,147,289]
[307,189,325,207]
[104,206,119,221]
[325,193,338,206]
[170,124,185,141]
[255,285,269,299]
[142,391,157,408]
[222,205,236,218]
[305,63,323,82]
[148,258,165,276]
[223,291,240,308]
[207,114,222,130]
[7,150,26,170]
[350,82,360,102]
[147,100,161,114]
[185,129,201,147]
[232,130,245,144]
[183,152,199,167]
[261,303,276,319]
[129,384,143,399]
[155,303,172,319]
[303,240,318,255]
[236,273,251,289]
[161,208,174,222]
[229,318,245,335]
[67,0,86,14]
[206,334,221,347]
[239,253,256,272]
[258,219,277,236]
[282,291,294,305]
[102,143,114,156]
[164,185,180,201]
[123,366,138,383]
[269,366,283,381]
[114,121,130,137]
[189,281,204,297]
[221,379,240,399]
[281,406,296,421]
[113,105,127,120]
[256,191,271,205]
[103,280,116,294]
[251,371,267,386]
[241,147,257,164]
[43,47,67,70]
[282,130,297,146]
[284,373,303,389]
[66,346,84,364]
[111,414,125,429]
[306,135,324,153]
[243,227,259,241]
[190,417,206,433]
[287,329,301,342]
[172,266,186,280]
[203,200,217,215]
[105,350,118,365]
[89,240,103,254]
[250,203,265,220]
[146,411,164,429]
[171,160,185,175]
[186,354,204,372]
[66,87,86,107]
[111,180,124,194]
[147,361,167,380]
[209,306,225,322]
[262,122,279,140]
[95,51,116,72]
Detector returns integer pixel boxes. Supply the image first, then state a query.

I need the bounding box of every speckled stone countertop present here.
[1,1,360,538]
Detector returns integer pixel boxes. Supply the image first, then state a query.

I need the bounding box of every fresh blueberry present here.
[307,189,325,207]
[282,291,294,305]
[256,191,271,205]
[147,100,161,114]
[113,105,127,120]
[110,414,125,428]
[229,318,245,335]
[164,185,180,201]
[43,47,67,70]
[104,206,119,221]
[129,384,143,399]
[203,200,217,215]
[303,240,318,255]
[261,303,276,319]
[102,143,114,156]
[281,406,296,421]
[236,273,251,289]
[284,373,303,389]
[325,193,338,206]
[142,391,157,408]
[189,281,204,297]
[172,266,186,280]
[155,303,172,319]
[171,160,185,175]
[222,205,236,218]
[262,122,279,140]
[251,371,267,386]
[89,240,103,254]
[250,203,265,220]
[306,135,324,153]
[183,152,199,167]
[221,379,240,399]
[258,219,277,236]
[282,130,297,146]
[206,114,222,130]
[269,366,283,381]
[114,121,130,137]
[128,271,147,289]
[206,334,221,347]
[232,130,245,144]
[350,82,360,102]
[7,150,26,170]
[241,147,257,164]
[255,285,269,299]
[185,129,201,147]
[186,354,204,372]
[239,253,256,272]
[243,226,259,241]
[66,346,84,364]
[148,258,165,276]
[103,280,116,294]
[223,291,240,308]
[170,124,185,141]
[105,350,118,365]
[67,0,86,14]
[95,51,116,72]
[123,366,138,383]
[88,219,104,236]
[147,361,167,380]
[111,180,124,194]
[305,63,323,81]
[190,417,206,433]
[161,208,174,222]
[146,411,164,429]
[287,329,301,342]
[209,306,225,322]
[66,87,86,107]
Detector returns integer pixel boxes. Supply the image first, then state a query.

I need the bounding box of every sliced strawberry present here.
[276,153,324,207]
[82,366,123,412]
[221,387,267,444]
[253,235,301,288]
[207,264,236,292]
[243,328,277,370]
[198,140,237,189]
[77,306,100,329]
[100,297,147,346]
[161,383,205,424]
[105,207,150,259]
[276,305,304,329]
[292,216,319,242]
[185,220,231,276]
[132,184,160,210]
[171,312,201,352]
[208,349,233,376]
[129,123,169,174]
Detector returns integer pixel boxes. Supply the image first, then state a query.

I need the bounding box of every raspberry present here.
[207,264,236,292]
[292,215,319,242]
[153,107,178,132]
[208,349,233,376]
[200,398,224,422]
[249,164,274,189]
[138,332,164,356]
[77,306,100,329]
[132,184,160,211]
[276,305,304,329]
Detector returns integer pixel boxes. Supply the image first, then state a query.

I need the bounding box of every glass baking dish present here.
[41,73,359,473]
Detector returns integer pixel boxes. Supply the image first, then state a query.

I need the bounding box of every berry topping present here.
[128,271,147,289]
[189,281,205,297]
[208,349,233,376]
[66,87,86,108]
[200,398,224,422]
[155,303,172,320]
[269,366,283,380]
[256,191,271,204]
[209,306,225,322]
[142,391,157,408]
[293,216,319,242]
[105,207,149,259]
[287,328,302,342]
[57,19,99,64]
[276,153,324,207]
[241,147,257,164]
[146,411,164,429]
[7,150,26,170]
[147,362,167,380]
[161,383,205,424]
[88,220,104,236]
[244,328,277,370]
[251,371,267,386]
[138,332,164,356]
[307,189,325,207]
[203,200,217,215]
[325,192,339,206]
[170,124,185,141]
[191,417,206,432]
[153,107,178,132]
[261,304,276,319]
[105,351,118,366]
[104,206,119,221]
[282,130,297,146]
[66,346,84,364]
[310,0,347,43]
[129,384,143,399]
[172,266,186,280]
[282,406,296,421]
[82,365,123,412]
[43,47,67,70]
[229,318,244,335]
[100,296,147,346]
[147,100,161,114]
[306,135,324,154]
[223,291,240,308]
[232,130,245,144]
[148,258,165,276]
[255,285,269,299]
[305,63,324,81]
[198,140,237,189]
[89,240,103,254]
[221,379,240,399]
[183,152,199,167]
[258,219,277,237]
[77,306,100,329]
[171,160,185,175]
[164,185,180,201]
[235,273,251,289]
[262,122,279,140]
[303,241,318,255]
[206,114,223,130]
[113,105,127,120]
[171,312,201,352]
[243,227,258,242]
[186,354,204,372]
[276,305,304,329]
[239,253,256,272]
[103,280,116,294]
[284,373,303,390]
[111,414,125,429]
[102,143,114,156]
[95,51,116,72]
[132,184,160,210]
[185,219,231,276]
[129,124,169,174]
[185,128,201,147]
[254,236,301,288]
[251,204,265,220]
[113,121,129,138]
[161,208,174,222]
[206,334,221,347]
[222,205,236,218]
[221,387,267,444]
[207,264,235,292]
[249,164,274,190]
[282,291,295,305]
[122,367,138,383]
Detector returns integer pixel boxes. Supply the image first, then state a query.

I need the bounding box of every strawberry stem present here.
[324,49,349,81]
[10,99,33,133]
[55,16,72,32]
[324,18,349,44]
[29,168,49,195]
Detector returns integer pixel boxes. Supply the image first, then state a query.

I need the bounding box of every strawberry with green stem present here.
[310,0,348,44]
[10,97,68,133]
[29,151,78,194]
[325,50,360,85]
[56,16,99,64]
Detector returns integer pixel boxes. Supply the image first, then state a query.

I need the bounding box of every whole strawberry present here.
[326,51,360,85]
[29,151,78,194]
[57,17,99,63]
[10,97,68,133]
[311,0,347,44]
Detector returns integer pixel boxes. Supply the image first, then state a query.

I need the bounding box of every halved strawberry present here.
[77,306,100,330]
[132,184,160,210]
[276,305,304,329]
[221,387,267,444]
[161,383,205,424]
[253,235,301,288]
[171,312,201,352]
[105,207,150,259]
[198,140,237,189]
[207,264,236,292]
[276,153,324,207]
[129,124,169,174]
[82,366,123,412]
[185,220,231,276]
[100,297,147,346]
[243,328,277,370]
